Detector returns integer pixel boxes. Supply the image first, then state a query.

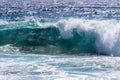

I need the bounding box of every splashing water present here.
[0,0,120,80]
[0,18,120,56]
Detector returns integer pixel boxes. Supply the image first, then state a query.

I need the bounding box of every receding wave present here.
[0,18,120,56]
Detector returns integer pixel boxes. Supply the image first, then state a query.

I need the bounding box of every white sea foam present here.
[0,18,120,56]
[0,54,120,80]
[36,18,120,56]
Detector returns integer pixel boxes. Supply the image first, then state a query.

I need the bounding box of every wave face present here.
[0,18,120,56]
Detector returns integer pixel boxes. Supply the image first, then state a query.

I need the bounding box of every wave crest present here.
[0,18,120,56]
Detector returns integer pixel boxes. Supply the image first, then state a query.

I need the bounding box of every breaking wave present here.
[0,18,120,56]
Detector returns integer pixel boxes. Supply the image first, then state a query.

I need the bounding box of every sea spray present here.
[0,18,120,55]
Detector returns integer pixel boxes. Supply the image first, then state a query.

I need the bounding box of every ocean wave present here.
[0,18,120,56]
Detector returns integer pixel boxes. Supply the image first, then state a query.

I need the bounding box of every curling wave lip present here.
[0,18,120,56]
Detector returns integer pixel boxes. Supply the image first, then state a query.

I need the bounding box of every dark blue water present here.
[0,0,120,80]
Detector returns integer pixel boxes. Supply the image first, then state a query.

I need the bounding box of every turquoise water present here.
[0,18,120,80]
[0,0,120,80]
[0,19,120,56]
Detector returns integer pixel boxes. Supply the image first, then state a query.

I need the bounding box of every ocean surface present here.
[0,0,120,80]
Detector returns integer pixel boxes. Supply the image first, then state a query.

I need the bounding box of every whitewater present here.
[0,18,120,56]
[0,0,120,80]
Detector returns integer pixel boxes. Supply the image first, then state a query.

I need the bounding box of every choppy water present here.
[0,0,120,80]
[1,53,120,80]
